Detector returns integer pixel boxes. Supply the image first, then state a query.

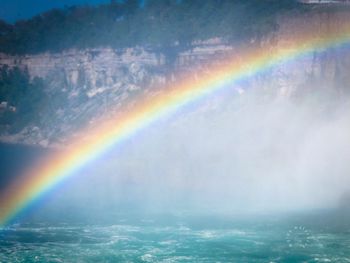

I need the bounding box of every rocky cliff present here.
[270,7,350,97]
[0,6,350,147]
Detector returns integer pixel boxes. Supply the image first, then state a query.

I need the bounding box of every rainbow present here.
[1,23,350,227]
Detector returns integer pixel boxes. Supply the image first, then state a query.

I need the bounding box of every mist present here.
[37,81,350,220]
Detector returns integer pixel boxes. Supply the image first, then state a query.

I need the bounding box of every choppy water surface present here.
[1,214,350,262]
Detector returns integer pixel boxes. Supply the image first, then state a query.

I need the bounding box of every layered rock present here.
[0,6,350,146]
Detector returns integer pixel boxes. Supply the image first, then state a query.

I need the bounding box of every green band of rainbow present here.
[1,24,350,227]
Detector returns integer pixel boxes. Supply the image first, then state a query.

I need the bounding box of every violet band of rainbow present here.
[1,25,350,227]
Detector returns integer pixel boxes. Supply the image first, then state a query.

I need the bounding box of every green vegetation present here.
[0,67,47,131]
[0,0,300,55]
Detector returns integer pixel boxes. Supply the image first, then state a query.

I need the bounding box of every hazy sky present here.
[0,0,111,23]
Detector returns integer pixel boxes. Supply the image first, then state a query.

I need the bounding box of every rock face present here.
[0,40,235,146]
[269,7,350,97]
[0,7,350,146]
[0,39,233,91]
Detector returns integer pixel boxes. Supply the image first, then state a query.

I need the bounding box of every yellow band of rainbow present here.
[1,23,350,227]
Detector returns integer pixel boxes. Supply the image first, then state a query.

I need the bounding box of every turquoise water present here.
[1,214,349,262]
[1,145,350,262]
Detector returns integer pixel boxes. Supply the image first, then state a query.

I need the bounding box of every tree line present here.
[0,0,301,55]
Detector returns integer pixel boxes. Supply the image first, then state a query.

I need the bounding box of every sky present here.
[0,0,111,23]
